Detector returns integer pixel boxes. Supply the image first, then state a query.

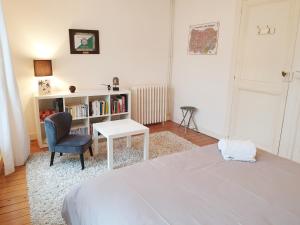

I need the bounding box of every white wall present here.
[2,0,172,138]
[171,0,238,138]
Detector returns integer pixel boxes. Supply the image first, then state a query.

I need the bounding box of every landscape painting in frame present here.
[188,22,219,55]
[69,29,100,54]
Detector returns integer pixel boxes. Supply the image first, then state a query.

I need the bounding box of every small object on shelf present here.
[39,109,56,122]
[69,85,76,93]
[101,84,111,91]
[113,77,119,91]
[38,80,51,95]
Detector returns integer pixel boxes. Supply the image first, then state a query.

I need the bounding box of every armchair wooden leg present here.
[89,146,93,157]
[50,152,55,166]
[80,153,85,170]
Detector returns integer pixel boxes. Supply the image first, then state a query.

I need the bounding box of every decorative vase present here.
[69,85,76,93]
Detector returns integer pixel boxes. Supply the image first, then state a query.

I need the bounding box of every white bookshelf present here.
[34,90,131,148]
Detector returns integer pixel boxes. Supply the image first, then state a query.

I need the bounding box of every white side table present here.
[93,119,149,170]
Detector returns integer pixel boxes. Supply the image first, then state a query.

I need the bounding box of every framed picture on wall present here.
[188,22,219,55]
[69,29,100,54]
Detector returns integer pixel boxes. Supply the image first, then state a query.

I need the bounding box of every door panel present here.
[230,0,299,154]
[241,1,291,83]
[234,89,279,150]
[279,72,300,162]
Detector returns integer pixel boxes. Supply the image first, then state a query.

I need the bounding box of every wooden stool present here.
[179,106,199,133]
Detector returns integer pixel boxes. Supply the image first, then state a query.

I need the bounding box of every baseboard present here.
[171,119,222,140]
[195,127,222,140]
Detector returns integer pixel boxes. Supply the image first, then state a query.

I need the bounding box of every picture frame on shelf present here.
[69,29,100,54]
[38,79,51,95]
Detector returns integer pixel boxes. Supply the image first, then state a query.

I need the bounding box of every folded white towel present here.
[218,139,256,162]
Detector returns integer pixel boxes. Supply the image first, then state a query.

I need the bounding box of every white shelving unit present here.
[34,90,131,148]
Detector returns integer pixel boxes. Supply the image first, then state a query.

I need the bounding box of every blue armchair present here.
[44,112,93,170]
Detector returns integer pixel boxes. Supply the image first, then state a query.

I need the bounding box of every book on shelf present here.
[111,95,127,114]
[65,104,88,118]
[70,127,88,135]
[89,99,108,116]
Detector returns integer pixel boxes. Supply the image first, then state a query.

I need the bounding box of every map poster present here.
[188,22,219,55]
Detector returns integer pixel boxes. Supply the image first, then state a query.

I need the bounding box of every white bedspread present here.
[62,144,300,225]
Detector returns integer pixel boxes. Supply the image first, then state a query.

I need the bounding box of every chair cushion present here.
[55,135,92,153]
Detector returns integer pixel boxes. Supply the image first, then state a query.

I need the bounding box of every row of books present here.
[70,127,88,135]
[65,104,88,118]
[89,100,109,116]
[111,95,127,114]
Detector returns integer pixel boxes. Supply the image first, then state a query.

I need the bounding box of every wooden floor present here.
[0,121,217,225]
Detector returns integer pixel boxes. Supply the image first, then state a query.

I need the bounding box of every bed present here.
[62,144,300,225]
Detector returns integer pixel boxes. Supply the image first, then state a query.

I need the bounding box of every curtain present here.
[0,1,29,175]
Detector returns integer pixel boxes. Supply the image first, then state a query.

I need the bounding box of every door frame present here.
[226,0,300,153]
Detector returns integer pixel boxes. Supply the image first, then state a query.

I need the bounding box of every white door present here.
[279,21,300,162]
[279,71,300,162]
[230,0,300,154]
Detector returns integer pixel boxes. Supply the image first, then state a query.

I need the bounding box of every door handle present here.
[281,71,293,82]
[282,71,288,77]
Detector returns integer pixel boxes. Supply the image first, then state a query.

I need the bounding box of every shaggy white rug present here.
[26,131,197,225]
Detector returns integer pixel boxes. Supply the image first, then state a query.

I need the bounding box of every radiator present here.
[132,84,168,125]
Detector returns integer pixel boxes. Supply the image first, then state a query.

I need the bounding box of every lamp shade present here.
[34,60,52,77]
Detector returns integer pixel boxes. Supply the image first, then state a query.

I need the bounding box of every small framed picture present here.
[38,79,51,95]
[69,29,100,54]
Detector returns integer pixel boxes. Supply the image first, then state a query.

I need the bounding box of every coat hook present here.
[257,25,275,35]
[257,26,261,35]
